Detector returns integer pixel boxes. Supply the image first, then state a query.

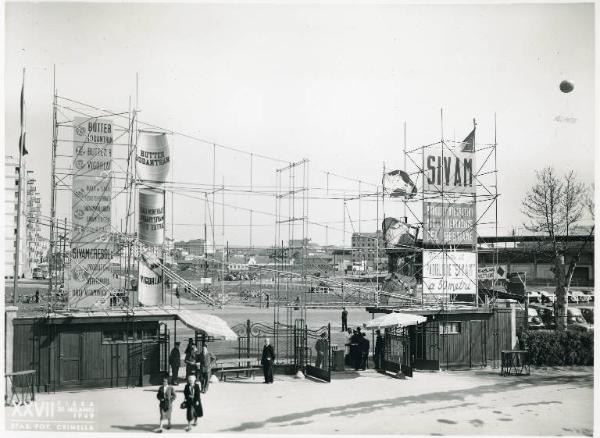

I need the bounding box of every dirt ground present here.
[4,366,593,435]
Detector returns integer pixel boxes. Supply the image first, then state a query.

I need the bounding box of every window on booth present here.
[102,329,125,343]
[439,321,462,335]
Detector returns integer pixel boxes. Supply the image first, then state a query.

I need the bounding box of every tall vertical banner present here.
[69,117,115,308]
[422,251,477,295]
[137,131,170,306]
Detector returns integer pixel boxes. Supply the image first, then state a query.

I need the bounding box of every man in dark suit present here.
[168,342,181,385]
[374,330,385,370]
[360,332,370,370]
[261,338,275,383]
[341,307,348,332]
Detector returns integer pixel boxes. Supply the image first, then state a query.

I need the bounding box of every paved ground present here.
[4,366,593,435]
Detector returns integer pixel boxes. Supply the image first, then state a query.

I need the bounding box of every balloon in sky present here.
[559,80,574,93]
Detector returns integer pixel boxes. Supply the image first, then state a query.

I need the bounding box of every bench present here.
[218,366,262,382]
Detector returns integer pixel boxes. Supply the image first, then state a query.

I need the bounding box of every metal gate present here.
[301,322,331,382]
[411,322,440,370]
[232,320,297,368]
[159,323,170,373]
[383,327,413,377]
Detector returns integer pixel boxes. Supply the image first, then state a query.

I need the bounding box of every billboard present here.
[424,146,475,194]
[422,250,477,295]
[69,117,114,308]
[423,202,476,246]
[139,188,165,245]
[136,131,170,182]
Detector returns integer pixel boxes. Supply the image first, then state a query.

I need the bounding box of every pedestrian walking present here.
[34,290,40,303]
[341,307,348,331]
[315,332,329,369]
[196,345,216,393]
[360,332,370,370]
[156,376,176,432]
[184,338,197,378]
[182,375,203,432]
[266,293,270,309]
[374,330,385,370]
[168,342,181,385]
[261,338,275,383]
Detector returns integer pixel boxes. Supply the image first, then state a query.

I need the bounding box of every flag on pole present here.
[460,125,475,153]
[19,69,28,156]
[383,169,417,198]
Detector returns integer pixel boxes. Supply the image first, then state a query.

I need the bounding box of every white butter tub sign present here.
[138,258,163,306]
[136,131,170,182]
[139,188,165,246]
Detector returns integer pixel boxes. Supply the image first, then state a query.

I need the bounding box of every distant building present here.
[174,238,206,257]
[5,155,41,279]
[351,231,385,271]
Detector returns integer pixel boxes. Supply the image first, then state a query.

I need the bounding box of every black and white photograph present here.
[2,1,597,436]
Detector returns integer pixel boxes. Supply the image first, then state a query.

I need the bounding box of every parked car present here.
[540,291,556,304]
[567,307,593,332]
[32,267,45,280]
[571,290,590,304]
[579,306,594,325]
[580,290,594,302]
[567,291,578,304]
[527,308,545,330]
[527,290,542,304]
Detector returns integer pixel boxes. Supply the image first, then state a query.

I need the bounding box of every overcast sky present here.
[4,2,595,247]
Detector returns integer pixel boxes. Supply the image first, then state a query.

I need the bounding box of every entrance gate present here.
[230,319,331,382]
[383,327,413,377]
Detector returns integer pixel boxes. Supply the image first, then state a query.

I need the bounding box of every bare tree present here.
[521,167,591,330]
[585,183,595,220]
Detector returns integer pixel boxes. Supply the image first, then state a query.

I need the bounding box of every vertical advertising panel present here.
[423,202,476,246]
[138,258,163,306]
[69,117,114,308]
[422,251,477,295]
[138,189,165,245]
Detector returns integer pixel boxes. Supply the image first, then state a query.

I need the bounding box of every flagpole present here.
[13,68,26,303]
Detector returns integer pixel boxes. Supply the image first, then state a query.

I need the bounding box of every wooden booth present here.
[8,307,237,392]
[366,305,516,373]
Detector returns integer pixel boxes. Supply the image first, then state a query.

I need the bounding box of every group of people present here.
[170,338,216,392]
[158,338,217,432]
[345,327,386,371]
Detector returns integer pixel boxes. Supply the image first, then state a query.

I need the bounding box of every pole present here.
[13,68,26,302]
[48,65,58,308]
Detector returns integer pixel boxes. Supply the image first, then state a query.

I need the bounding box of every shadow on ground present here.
[220,371,592,432]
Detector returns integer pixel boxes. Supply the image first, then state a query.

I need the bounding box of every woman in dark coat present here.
[183,374,203,431]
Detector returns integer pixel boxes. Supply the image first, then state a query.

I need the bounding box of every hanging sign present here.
[423,202,476,246]
[422,250,477,295]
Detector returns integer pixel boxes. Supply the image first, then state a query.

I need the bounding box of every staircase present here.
[135,241,217,307]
